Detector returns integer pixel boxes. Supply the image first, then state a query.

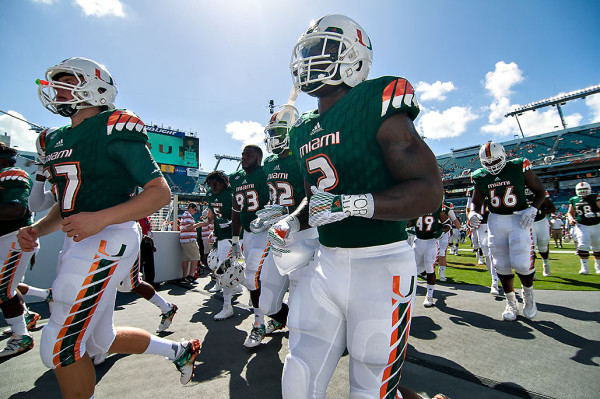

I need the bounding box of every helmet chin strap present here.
[56,103,78,117]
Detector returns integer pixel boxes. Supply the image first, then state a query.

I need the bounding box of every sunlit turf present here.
[440,242,600,291]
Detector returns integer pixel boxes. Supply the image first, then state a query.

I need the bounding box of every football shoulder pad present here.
[378,76,420,121]
[0,167,31,189]
[106,109,148,143]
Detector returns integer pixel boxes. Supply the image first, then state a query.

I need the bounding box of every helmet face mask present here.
[38,57,117,117]
[215,258,244,288]
[479,142,506,175]
[264,105,299,154]
[576,182,591,197]
[291,14,373,94]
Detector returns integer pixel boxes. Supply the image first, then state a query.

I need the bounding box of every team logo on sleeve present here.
[381,78,418,117]
[106,110,146,136]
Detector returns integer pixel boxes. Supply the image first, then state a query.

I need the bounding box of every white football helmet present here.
[216,258,244,289]
[291,14,373,94]
[264,105,299,154]
[207,247,219,271]
[575,182,591,197]
[38,57,117,117]
[479,142,506,175]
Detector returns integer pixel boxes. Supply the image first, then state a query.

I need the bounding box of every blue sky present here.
[1,0,599,174]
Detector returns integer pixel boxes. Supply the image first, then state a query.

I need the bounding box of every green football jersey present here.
[569,193,600,226]
[0,166,33,235]
[290,76,420,248]
[263,153,306,213]
[206,186,233,240]
[42,109,162,218]
[471,158,531,215]
[411,206,443,240]
[229,166,269,232]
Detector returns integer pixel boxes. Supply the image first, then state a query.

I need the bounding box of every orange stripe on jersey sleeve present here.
[522,158,532,172]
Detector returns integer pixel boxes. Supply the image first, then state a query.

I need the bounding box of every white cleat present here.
[522,289,537,320]
[502,300,518,321]
[490,284,500,296]
[208,284,222,293]
[542,265,551,277]
[244,323,265,348]
[214,305,234,321]
[423,296,434,308]
[439,271,446,282]
[579,267,589,275]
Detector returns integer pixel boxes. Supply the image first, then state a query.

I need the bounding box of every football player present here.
[17,57,200,397]
[230,145,271,348]
[278,14,443,399]
[0,142,38,358]
[409,206,450,307]
[470,141,546,321]
[253,107,319,336]
[437,199,461,282]
[526,189,556,276]
[30,130,179,336]
[567,181,600,274]
[466,186,499,295]
[204,170,242,320]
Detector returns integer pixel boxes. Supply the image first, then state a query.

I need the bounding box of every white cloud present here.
[416,106,478,140]
[484,61,524,101]
[32,0,55,4]
[416,81,455,102]
[586,94,600,123]
[225,120,266,153]
[75,0,125,17]
[0,111,39,152]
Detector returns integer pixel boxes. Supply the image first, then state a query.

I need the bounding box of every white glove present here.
[468,212,483,229]
[268,215,300,255]
[309,186,374,227]
[518,206,538,229]
[250,205,287,233]
[230,236,243,259]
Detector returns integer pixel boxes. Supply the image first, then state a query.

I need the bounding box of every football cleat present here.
[522,289,537,320]
[490,283,500,296]
[208,284,222,293]
[265,319,285,335]
[423,296,434,308]
[173,339,201,385]
[438,269,446,282]
[502,300,518,321]
[157,304,178,333]
[542,264,551,277]
[214,305,234,321]
[0,334,34,358]
[244,323,266,348]
[579,266,589,275]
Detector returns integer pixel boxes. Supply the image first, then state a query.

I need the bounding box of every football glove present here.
[230,236,243,260]
[518,206,538,229]
[468,211,483,229]
[250,204,287,233]
[308,186,374,227]
[268,215,300,255]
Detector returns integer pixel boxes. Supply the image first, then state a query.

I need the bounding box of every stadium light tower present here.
[504,84,600,136]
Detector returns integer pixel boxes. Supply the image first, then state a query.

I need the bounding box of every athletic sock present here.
[149,294,172,314]
[25,286,50,299]
[6,315,29,337]
[426,284,435,298]
[143,335,181,361]
[254,309,264,326]
[505,291,517,304]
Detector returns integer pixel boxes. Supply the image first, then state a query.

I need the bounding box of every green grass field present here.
[441,242,600,291]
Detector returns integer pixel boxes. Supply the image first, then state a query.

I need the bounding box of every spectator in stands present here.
[179,202,203,283]
[200,213,214,272]
[550,213,565,248]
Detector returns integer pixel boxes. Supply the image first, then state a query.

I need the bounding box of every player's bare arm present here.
[373,112,443,220]
[567,204,577,225]
[61,176,171,242]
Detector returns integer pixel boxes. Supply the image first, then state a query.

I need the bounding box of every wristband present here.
[232,236,240,244]
[342,193,374,218]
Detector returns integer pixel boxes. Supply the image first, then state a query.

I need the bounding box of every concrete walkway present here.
[1,274,598,399]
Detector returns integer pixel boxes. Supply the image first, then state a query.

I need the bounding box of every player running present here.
[567,181,600,274]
